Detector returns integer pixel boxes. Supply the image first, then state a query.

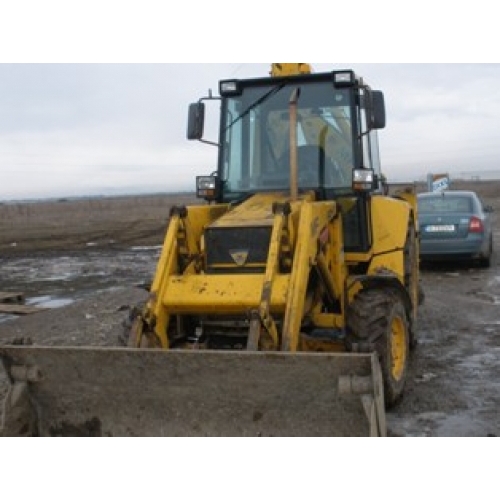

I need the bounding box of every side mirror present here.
[187,102,205,140]
[369,91,386,130]
[484,205,494,213]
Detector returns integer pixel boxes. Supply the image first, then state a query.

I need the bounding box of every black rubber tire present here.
[479,236,493,268]
[404,219,420,349]
[347,289,410,408]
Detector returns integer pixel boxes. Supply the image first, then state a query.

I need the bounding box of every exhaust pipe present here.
[289,88,300,202]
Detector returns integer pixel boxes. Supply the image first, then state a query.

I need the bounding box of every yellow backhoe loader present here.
[0,63,420,437]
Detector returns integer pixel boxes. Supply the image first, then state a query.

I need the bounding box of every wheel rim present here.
[390,316,407,381]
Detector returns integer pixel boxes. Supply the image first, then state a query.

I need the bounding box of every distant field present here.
[0,180,498,256]
[0,193,200,255]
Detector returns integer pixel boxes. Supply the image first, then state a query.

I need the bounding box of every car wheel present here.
[479,236,493,268]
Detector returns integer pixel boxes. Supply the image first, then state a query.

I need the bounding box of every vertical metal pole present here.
[289,88,300,201]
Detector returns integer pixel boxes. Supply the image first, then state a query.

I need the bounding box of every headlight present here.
[352,169,375,191]
[219,80,241,96]
[196,176,219,200]
[333,71,355,87]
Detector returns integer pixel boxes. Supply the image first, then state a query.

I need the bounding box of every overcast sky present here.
[1,62,500,200]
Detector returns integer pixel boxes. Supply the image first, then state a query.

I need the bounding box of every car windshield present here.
[418,195,473,214]
[220,81,359,198]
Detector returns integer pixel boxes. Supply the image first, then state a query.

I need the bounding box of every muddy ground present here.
[0,183,499,437]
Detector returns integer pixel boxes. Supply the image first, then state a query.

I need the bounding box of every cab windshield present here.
[220,80,357,200]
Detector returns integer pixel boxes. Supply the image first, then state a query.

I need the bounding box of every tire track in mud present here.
[388,263,500,436]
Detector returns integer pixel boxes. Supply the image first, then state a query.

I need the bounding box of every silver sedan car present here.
[417,190,494,267]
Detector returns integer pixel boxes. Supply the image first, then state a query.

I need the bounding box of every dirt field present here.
[0,193,201,256]
[0,181,499,437]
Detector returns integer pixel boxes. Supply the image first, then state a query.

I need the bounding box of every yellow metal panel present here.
[250,208,289,349]
[393,185,418,216]
[208,192,314,228]
[370,253,404,279]
[281,201,337,351]
[370,196,411,254]
[149,215,182,347]
[186,204,229,235]
[345,252,372,263]
[162,274,291,314]
[147,204,230,346]
[271,63,312,76]
[369,196,413,284]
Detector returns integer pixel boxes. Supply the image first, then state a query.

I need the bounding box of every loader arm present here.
[132,192,347,354]
[281,200,338,351]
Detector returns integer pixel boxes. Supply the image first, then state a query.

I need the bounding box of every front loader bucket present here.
[1,346,386,437]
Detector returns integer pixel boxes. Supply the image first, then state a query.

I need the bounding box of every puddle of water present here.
[433,410,497,437]
[130,245,163,252]
[1,246,161,325]
[489,275,500,286]
[26,295,75,308]
[0,295,76,325]
[388,409,498,437]
[0,314,17,324]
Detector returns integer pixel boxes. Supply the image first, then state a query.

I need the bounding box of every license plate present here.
[425,225,455,233]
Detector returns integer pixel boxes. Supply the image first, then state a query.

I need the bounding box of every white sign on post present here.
[431,175,450,193]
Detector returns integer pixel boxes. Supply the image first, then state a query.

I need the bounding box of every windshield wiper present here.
[224,82,286,132]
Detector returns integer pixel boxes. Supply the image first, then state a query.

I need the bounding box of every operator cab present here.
[188,70,386,205]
